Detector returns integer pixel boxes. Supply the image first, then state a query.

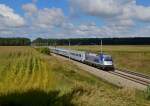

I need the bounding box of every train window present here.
[94,59,99,63]
[71,53,76,56]
[104,57,112,61]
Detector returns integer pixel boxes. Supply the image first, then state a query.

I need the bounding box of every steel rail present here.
[109,71,150,86]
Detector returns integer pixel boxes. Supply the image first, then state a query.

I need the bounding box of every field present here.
[0,46,150,105]
[60,45,150,76]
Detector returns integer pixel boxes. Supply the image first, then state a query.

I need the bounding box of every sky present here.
[0,0,150,39]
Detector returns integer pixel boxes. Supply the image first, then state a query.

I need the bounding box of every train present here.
[49,47,114,71]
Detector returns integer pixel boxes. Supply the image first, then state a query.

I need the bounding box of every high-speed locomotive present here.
[50,47,114,70]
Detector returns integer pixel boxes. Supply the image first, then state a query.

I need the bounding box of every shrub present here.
[145,85,150,100]
[36,47,51,55]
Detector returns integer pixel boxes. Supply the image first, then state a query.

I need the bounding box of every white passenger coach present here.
[50,47,114,70]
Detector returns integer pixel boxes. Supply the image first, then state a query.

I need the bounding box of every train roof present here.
[50,47,112,57]
[99,54,112,57]
[50,47,85,54]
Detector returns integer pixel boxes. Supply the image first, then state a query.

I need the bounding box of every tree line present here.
[32,37,150,46]
[0,38,31,46]
[0,37,149,46]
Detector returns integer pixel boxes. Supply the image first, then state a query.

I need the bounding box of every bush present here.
[36,47,51,55]
[145,85,150,100]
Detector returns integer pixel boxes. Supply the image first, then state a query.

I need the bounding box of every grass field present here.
[60,45,150,76]
[0,46,150,106]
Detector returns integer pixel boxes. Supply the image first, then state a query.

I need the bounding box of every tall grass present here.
[47,55,150,106]
[0,46,56,94]
[0,46,150,106]
[0,47,77,105]
[145,85,150,100]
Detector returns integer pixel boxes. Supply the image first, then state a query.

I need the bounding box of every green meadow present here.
[0,46,149,106]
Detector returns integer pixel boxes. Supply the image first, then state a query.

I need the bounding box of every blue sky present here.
[137,0,150,6]
[0,0,150,39]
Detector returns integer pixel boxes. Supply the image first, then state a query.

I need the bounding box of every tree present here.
[0,38,31,46]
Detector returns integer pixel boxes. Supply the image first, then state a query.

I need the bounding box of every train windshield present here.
[104,57,112,61]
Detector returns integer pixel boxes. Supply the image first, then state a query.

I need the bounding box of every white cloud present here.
[22,3,66,39]
[65,0,150,38]
[70,0,121,17]
[70,0,150,22]
[22,3,65,28]
[1,1,150,39]
[0,4,25,27]
[35,8,65,28]
[32,0,38,3]
[134,6,150,21]
[22,3,37,15]
[133,25,150,37]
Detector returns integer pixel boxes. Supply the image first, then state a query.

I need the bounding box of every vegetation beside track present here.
[0,46,149,105]
[35,47,51,55]
[60,45,150,76]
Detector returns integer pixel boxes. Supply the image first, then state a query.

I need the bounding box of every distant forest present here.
[32,37,150,46]
[0,38,31,46]
[0,37,149,46]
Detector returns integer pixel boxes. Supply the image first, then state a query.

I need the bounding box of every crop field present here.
[60,45,150,76]
[0,46,150,106]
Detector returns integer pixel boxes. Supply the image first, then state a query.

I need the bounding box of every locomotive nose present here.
[103,61,113,66]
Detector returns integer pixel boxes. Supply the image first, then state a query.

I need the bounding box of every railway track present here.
[52,52,150,87]
[117,68,150,80]
[52,53,148,90]
[49,47,150,87]
[109,70,150,86]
